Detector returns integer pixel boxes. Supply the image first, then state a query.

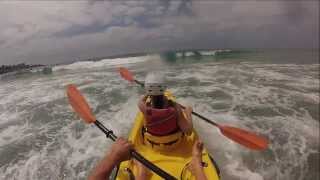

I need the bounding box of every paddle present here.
[66,84,177,180]
[118,67,268,151]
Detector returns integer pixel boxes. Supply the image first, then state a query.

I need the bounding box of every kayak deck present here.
[114,112,220,180]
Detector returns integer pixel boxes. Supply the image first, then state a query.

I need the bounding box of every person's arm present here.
[88,137,132,180]
[192,164,208,180]
[176,104,193,135]
[88,154,118,180]
[189,140,208,180]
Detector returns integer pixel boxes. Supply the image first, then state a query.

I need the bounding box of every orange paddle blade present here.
[219,125,268,151]
[118,67,134,82]
[66,84,96,124]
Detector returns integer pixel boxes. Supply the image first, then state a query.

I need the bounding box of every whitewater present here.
[0,50,319,180]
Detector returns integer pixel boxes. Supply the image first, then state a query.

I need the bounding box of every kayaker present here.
[138,72,193,141]
[89,138,208,180]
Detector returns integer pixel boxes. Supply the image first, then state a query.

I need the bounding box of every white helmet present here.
[145,72,166,96]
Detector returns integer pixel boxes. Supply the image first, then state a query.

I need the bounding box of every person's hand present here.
[89,138,133,180]
[108,137,133,164]
[176,105,193,135]
[138,95,148,113]
[192,140,203,159]
[184,106,193,121]
[176,105,193,121]
[189,140,204,175]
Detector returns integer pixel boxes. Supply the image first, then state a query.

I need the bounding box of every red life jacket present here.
[138,99,179,136]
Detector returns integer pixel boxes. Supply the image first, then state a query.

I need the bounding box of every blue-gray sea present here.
[0,50,319,180]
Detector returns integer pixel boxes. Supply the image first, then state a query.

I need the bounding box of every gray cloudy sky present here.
[0,1,318,65]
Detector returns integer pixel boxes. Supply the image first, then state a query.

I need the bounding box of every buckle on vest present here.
[143,128,183,151]
[146,138,179,147]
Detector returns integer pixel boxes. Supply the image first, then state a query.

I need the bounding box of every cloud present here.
[0,0,318,65]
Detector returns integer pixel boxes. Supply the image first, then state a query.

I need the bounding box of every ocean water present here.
[0,50,319,180]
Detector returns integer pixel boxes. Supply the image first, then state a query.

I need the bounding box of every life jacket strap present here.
[142,130,184,151]
[145,113,176,128]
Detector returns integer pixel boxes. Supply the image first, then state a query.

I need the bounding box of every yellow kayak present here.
[113,92,220,180]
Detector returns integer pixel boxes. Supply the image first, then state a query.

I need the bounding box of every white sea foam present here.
[53,55,156,71]
[176,52,184,57]
[0,124,26,146]
[175,50,232,57]
[0,56,318,180]
[200,49,232,56]
[200,50,217,56]
[225,161,264,180]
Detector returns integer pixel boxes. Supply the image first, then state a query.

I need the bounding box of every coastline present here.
[0,64,44,75]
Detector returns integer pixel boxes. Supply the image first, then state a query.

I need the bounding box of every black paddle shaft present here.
[134,80,219,127]
[134,80,144,87]
[94,120,177,180]
[177,104,219,127]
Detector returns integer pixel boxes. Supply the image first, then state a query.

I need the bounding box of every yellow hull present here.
[114,112,220,180]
